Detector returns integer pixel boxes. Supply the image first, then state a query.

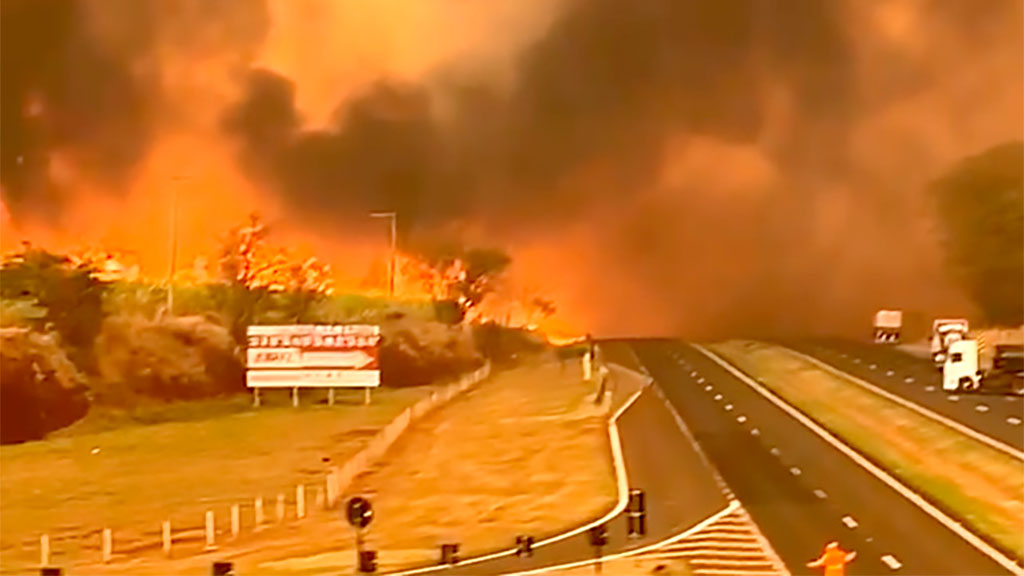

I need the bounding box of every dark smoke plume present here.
[0,0,269,219]
[224,0,859,231]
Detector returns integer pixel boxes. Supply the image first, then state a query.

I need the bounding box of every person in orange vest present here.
[807,541,857,575]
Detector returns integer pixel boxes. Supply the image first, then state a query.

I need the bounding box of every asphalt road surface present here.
[387,360,729,575]
[783,338,1024,454]
[631,339,1015,576]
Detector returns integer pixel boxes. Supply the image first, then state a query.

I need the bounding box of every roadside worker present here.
[807,541,857,576]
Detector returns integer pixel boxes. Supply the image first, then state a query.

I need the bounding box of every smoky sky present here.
[220,0,862,236]
[0,0,268,219]
[2,0,1020,338]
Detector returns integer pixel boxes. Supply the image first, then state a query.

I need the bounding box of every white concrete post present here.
[231,504,240,538]
[40,534,50,567]
[162,520,172,556]
[204,510,216,550]
[315,485,325,510]
[276,493,286,523]
[326,471,339,507]
[292,387,299,407]
[296,485,306,519]
[253,388,261,407]
[364,386,371,405]
[583,350,593,381]
[254,496,265,529]
[328,388,335,406]
[102,528,113,563]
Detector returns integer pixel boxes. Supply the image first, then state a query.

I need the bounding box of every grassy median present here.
[0,387,431,574]
[58,354,618,575]
[710,340,1024,560]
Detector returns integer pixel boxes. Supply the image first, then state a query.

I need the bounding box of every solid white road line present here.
[881,554,903,570]
[504,501,742,576]
[695,344,1024,576]
[783,348,1024,462]
[388,377,647,576]
[842,516,858,529]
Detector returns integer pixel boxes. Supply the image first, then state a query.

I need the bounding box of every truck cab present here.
[942,339,981,392]
[931,319,969,369]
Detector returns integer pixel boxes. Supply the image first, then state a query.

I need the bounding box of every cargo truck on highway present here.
[873,310,903,344]
[941,341,1024,394]
[930,318,969,369]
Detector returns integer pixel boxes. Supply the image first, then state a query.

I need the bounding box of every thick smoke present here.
[0,0,268,220]
[3,0,1021,338]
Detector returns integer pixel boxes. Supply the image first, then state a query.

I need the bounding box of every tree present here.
[405,244,512,322]
[0,245,109,371]
[931,141,1024,326]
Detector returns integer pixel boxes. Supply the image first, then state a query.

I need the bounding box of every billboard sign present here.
[246,324,381,388]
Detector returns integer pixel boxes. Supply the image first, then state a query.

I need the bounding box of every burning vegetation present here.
[1,0,1021,339]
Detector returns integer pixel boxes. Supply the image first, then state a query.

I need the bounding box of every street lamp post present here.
[370,212,397,297]
[167,178,180,316]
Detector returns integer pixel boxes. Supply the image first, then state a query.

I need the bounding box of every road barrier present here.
[35,363,491,570]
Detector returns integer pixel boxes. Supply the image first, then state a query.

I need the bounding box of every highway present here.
[783,339,1024,454]
[631,339,1016,575]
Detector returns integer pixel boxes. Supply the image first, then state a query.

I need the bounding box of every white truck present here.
[942,339,982,391]
[873,310,903,343]
[931,318,970,369]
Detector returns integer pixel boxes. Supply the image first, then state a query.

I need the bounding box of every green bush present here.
[93,315,244,405]
[0,328,90,444]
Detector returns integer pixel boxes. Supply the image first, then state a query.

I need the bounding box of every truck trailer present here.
[873,310,903,344]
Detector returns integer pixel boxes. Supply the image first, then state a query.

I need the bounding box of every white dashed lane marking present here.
[1008,417,1022,426]
[770,447,780,456]
[948,395,960,402]
[714,394,723,401]
[725,404,734,411]
[814,489,827,499]
[704,385,713,392]
[869,364,876,370]
[905,377,915,384]
[737,415,747,423]
[842,516,858,529]
[881,554,903,570]
[789,467,801,476]
[886,370,895,377]
[751,428,760,436]
[925,385,935,392]
[853,358,861,364]
[975,404,989,413]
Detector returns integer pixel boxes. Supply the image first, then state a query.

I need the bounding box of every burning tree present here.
[217,213,334,340]
[403,244,512,324]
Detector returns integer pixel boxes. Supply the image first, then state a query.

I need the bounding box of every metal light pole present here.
[370,212,397,297]
[167,178,180,316]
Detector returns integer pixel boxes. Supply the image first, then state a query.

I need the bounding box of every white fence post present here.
[327,470,339,507]
[40,534,50,567]
[315,484,325,510]
[162,520,172,556]
[255,496,265,529]
[204,510,216,551]
[102,528,112,563]
[231,504,240,538]
[276,493,286,523]
[296,485,306,519]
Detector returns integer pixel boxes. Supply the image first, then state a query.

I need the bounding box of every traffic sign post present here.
[515,535,535,558]
[587,524,609,574]
[626,489,647,538]
[346,497,375,573]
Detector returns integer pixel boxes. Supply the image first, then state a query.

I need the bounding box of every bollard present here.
[276,493,286,523]
[162,520,172,556]
[315,485,325,510]
[292,387,299,407]
[296,485,306,519]
[102,528,113,563]
[254,496,265,529]
[204,510,217,551]
[40,534,50,567]
[231,504,240,538]
[328,388,335,406]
